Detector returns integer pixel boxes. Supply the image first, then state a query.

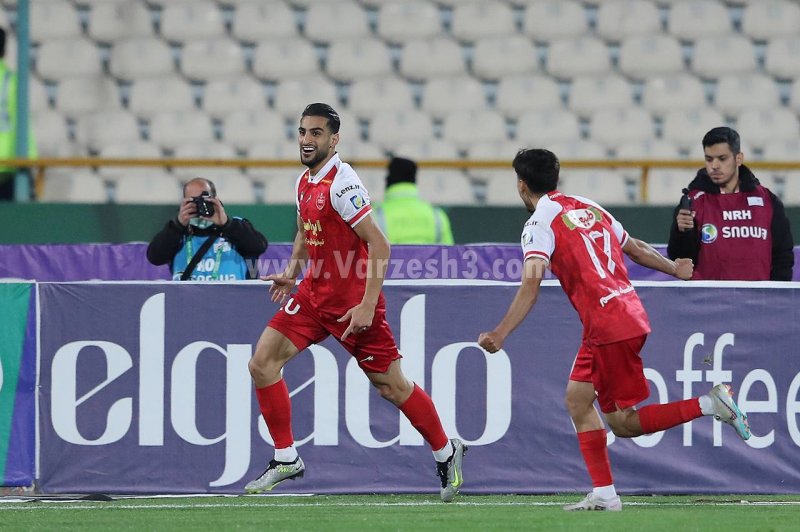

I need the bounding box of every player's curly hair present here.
[513,148,560,194]
[302,103,341,134]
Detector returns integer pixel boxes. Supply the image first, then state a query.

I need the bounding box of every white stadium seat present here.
[114,172,183,204]
[668,0,732,41]
[231,1,298,43]
[641,74,706,117]
[75,110,141,152]
[589,108,654,151]
[691,35,757,78]
[369,109,435,150]
[205,174,257,204]
[88,0,154,43]
[421,76,487,119]
[791,79,800,113]
[618,35,685,79]
[160,0,226,43]
[304,1,370,43]
[149,110,215,151]
[450,1,516,42]
[741,0,800,40]
[736,109,800,149]
[326,39,393,82]
[128,76,195,119]
[346,77,415,120]
[547,37,611,79]
[171,142,244,180]
[376,1,441,44]
[29,76,50,113]
[569,74,633,118]
[393,139,460,161]
[495,74,562,118]
[471,35,539,80]
[97,141,163,182]
[441,109,508,150]
[762,138,800,205]
[764,36,800,79]
[180,38,246,81]
[399,37,466,80]
[41,170,108,203]
[271,76,339,119]
[714,74,781,117]
[110,37,175,81]
[661,108,727,150]
[222,109,288,151]
[31,0,81,42]
[246,140,302,186]
[202,76,266,119]
[522,0,588,42]
[466,140,520,195]
[417,171,475,205]
[559,170,632,205]
[596,0,661,41]
[545,140,608,160]
[56,76,120,118]
[252,38,319,81]
[32,110,70,156]
[516,109,581,145]
[37,38,102,80]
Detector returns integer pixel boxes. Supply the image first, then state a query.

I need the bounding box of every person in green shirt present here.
[374,157,455,244]
[0,27,37,200]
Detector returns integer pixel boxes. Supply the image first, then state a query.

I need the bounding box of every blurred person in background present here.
[0,27,37,200]
[668,126,794,280]
[374,157,454,244]
[146,177,267,280]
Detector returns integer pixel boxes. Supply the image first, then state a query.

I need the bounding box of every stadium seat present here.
[568,74,634,118]
[790,79,800,113]
[37,38,102,80]
[421,76,488,119]
[450,1,516,42]
[691,35,757,78]
[128,76,195,120]
[114,172,182,204]
[714,74,781,117]
[30,0,81,42]
[545,139,608,160]
[369,109,435,150]
[32,110,71,157]
[661,108,727,150]
[668,0,732,42]
[40,169,108,203]
[399,37,466,80]
[762,138,800,204]
[736,108,800,149]
[616,139,684,204]
[180,38,246,81]
[110,37,175,81]
[148,110,215,152]
[522,0,588,42]
[252,38,320,81]
[29,75,50,113]
[546,37,611,79]
[559,170,632,205]
[393,139,460,161]
[417,170,476,205]
[741,0,800,40]
[304,1,370,43]
[56,76,121,118]
[160,1,226,43]
[641,74,707,117]
[171,142,244,181]
[74,110,141,152]
[494,74,562,118]
[88,0,154,43]
[516,109,581,145]
[231,1,298,43]
[645,169,692,205]
[465,139,520,189]
[618,35,685,79]
[335,141,387,203]
[222,109,288,151]
[376,1,442,44]
[441,109,508,150]
[326,39,393,82]
[595,0,662,42]
[245,140,302,188]
[471,35,539,81]
[271,76,339,119]
[764,36,800,79]
[97,141,163,182]
[206,173,257,204]
[202,76,266,119]
[589,108,655,151]
[346,77,416,120]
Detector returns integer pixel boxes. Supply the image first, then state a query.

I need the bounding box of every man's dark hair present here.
[386,157,417,187]
[0,28,6,58]
[302,102,340,133]
[512,148,560,194]
[702,126,741,154]
[183,177,217,197]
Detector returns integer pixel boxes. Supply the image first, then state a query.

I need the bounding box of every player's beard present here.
[301,145,332,171]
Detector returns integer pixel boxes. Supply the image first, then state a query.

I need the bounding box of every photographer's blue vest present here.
[171,234,249,281]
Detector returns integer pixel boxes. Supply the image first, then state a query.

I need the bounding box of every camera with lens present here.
[192,191,215,218]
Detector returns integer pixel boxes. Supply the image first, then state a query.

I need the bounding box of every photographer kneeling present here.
[147,177,268,280]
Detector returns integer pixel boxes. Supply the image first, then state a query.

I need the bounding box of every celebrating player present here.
[478,148,751,511]
[245,103,467,502]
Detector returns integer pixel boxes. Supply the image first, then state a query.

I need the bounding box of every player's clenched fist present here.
[478,331,504,353]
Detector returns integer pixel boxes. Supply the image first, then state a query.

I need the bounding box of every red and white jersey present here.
[521,191,650,345]
[295,153,384,314]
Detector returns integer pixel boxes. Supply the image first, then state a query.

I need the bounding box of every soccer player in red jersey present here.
[245,103,466,501]
[478,149,751,511]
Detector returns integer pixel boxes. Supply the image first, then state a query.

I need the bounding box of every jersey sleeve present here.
[520,218,555,265]
[576,195,629,246]
[330,169,372,228]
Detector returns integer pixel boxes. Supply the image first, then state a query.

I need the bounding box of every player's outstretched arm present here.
[262,216,309,303]
[622,236,693,280]
[478,257,547,353]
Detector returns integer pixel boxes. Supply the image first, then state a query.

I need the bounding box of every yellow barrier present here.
[1,157,799,203]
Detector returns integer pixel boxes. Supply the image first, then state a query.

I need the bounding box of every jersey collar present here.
[307,153,341,184]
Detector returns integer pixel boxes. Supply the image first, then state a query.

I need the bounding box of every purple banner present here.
[5,243,800,282]
[37,281,800,494]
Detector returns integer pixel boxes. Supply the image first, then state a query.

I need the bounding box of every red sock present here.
[255,379,294,449]
[638,398,702,434]
[577,429,613,488]
[398,384,449,451]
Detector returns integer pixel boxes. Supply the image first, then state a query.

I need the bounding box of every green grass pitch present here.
[2,494,799,531]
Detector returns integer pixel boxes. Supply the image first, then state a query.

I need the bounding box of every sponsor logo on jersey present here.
[722,226,768,240]
[350,193,366,209]
[722,210,752,220]
[562,207,603,230]
[701,223,718,244]
[521,231,533,246]
[335,184,360,198]
[747,196,764,207]
[316,192,326,210]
